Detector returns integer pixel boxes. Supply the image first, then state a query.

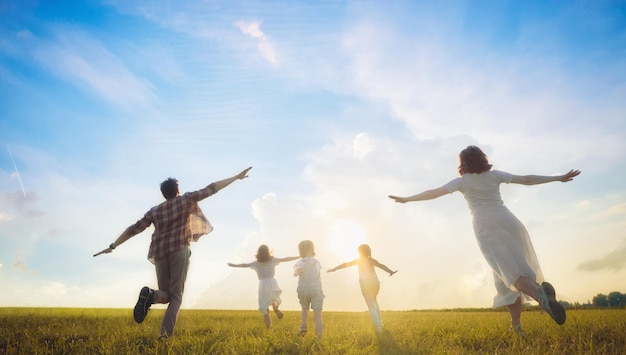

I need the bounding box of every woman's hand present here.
[236,167,252,180]
[559,169,581,182]
[388,195,407,203]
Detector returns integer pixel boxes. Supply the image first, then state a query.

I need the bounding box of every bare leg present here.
[514,276,540,301]
[361,280,383,331]
[263,310,271,328]
[299,309,308,335]
[313,309,324,340]
[508,296,522,326]
[364,295,383,331]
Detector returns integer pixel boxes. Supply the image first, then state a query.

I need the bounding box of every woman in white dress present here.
[388,145,580,336]
[228,245,299,328]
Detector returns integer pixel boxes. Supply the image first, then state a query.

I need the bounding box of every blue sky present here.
[1,0,625,311]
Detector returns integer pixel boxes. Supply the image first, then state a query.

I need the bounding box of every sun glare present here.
[327,219,367,260]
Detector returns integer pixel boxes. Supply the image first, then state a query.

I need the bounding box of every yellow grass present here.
[1,307,624,354]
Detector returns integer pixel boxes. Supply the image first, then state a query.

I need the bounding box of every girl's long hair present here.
[458,146,492,175]
[256,244,272,262]
[358,244,371,258]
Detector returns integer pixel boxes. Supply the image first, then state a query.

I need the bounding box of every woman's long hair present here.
[458,146,492,175]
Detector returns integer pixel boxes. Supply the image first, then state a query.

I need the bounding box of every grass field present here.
[1,307,624,354]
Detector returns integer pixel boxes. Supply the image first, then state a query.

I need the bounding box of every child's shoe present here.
[273,306,284,319]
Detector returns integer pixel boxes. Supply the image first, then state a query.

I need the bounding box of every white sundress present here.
[445,170,544,307]
[250,259,283,314]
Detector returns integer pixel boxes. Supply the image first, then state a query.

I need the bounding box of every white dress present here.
[445,170,544,307]
[250,259,283,314]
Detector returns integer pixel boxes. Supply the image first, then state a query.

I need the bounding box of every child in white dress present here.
[228,244,298,328]
[293,240,324,339]
[389,145,580,337]
[327,244,397,333]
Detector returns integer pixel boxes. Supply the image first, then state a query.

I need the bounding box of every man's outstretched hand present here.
[93,247,113,257]
[237,167,252,180]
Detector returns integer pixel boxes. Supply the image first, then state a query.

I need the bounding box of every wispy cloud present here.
[0,190,40,221]
[234,20,277,66]
[23,26,156,109]
[578,239,626,272]
[13,252,27,271]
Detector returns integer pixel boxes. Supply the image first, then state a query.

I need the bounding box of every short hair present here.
[256,244,272,262]
[160,178,179,199]
[298,240,315,258]
[358,244,371,258]
[458,146,492,175]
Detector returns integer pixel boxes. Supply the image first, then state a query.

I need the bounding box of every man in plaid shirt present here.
[94,167,251,338]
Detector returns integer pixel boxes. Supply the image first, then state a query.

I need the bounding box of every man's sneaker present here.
[538,282,566,325]
[298,325,307,336]
[133,286,154,323]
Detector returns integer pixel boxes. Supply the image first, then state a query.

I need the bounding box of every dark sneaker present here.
[133,286,154,323]
[538,282,566,325]
[542,281,556,298]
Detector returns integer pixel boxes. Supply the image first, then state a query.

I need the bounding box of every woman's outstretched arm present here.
[510,169,580,186]
[389,186,449,203]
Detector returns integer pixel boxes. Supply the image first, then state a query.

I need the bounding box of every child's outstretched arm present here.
[389,186,449,203]
[327,260,357,273]
[277,256,300,263]
[227,262,251,268]
[373,260,398,276]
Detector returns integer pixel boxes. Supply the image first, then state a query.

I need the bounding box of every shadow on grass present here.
[376,330,403,354]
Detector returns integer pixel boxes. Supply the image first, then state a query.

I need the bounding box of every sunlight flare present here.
[327,219,367,260]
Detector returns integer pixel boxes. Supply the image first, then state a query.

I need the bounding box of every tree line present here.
[590,291,626,308]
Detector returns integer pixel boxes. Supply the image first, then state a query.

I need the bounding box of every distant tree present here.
[593,294,609,307]
[608,292,625,307]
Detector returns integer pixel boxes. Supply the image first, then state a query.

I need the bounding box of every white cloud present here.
[0,212,14,222]
[234,20,277,66]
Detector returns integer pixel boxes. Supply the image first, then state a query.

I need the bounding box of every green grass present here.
[1,308,624,354]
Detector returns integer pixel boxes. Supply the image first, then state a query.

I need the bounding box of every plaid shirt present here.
[124,183,217,263]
